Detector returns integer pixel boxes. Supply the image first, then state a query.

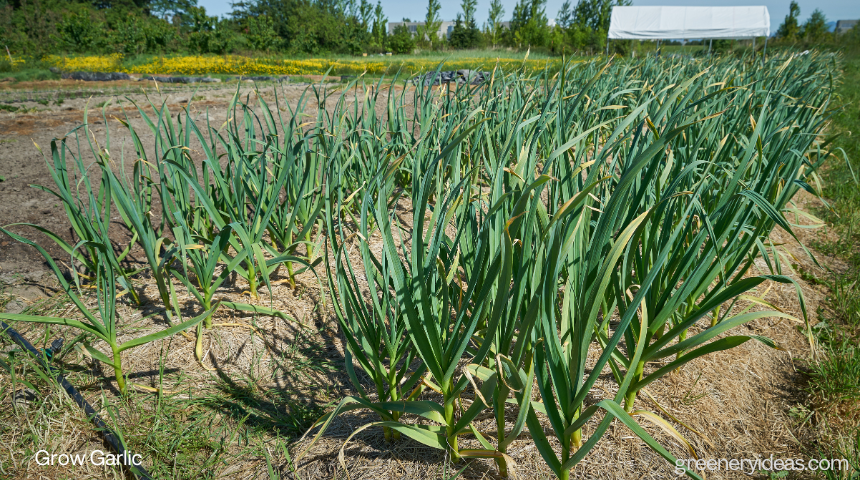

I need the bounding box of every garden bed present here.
[0,57,848,479]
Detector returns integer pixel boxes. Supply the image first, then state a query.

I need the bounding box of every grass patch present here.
[0,68,60,83]
[801,50,860,477]
[807,342,860,408]
[812,51,860,351]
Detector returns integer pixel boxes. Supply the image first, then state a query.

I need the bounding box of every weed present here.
[680,372,709,406]
[795,264,827,286]
[806,343,860,412]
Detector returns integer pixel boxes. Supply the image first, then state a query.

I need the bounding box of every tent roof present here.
[608,6,770,40]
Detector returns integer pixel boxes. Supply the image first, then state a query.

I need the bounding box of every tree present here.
[776,1,800,40]
[90,0,150,12]
[802,8,828,42]
[572,0,629,33]
[450,11,478,49]
[230,0,297,43]
[358,0,372,31]
[56,7,102,52]
[150,0,196,20]
[232,0,372,54]
[549,24,564,53]
[565,23,589,50]
[183,6,236,54]
[487,0,504,48]
[183,6,217,32]
[450,0,479,49]
[388,23,413,53]
[421,0,442,48]
[245,14,280,51]
[557,1,572,29]
[510,0,549,48]
[449,13,467,48]
[370,0,386,48]
[461,0,476,26]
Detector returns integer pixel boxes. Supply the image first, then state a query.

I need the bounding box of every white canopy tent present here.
[607,6,770,57]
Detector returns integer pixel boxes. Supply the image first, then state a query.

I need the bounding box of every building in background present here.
[836,20,858,34]
[388,21,456,40]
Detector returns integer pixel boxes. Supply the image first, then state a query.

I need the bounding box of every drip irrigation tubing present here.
[0,320,153,480]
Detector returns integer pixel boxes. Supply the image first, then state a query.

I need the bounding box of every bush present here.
[388,24,414,54]
[245,15,281,52]
[190,29,236,55]
[56,8,102,53]
[449,15,480,50]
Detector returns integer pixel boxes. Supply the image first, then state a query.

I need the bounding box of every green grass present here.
[802,50,860,478]
[0,67,60,82]
[810,50,860,375]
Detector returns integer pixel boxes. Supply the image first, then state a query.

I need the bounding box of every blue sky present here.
[198,0,860,35]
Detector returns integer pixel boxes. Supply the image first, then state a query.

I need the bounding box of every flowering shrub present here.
[0,56,34,72]
[45,54,124,72]
[44,55,566,77]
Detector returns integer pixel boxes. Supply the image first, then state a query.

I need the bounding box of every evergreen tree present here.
[776,1,801,40]
[450,13,467,48]
[450,1,479,50]
[457,0,479,48]
[802,8,828,42]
